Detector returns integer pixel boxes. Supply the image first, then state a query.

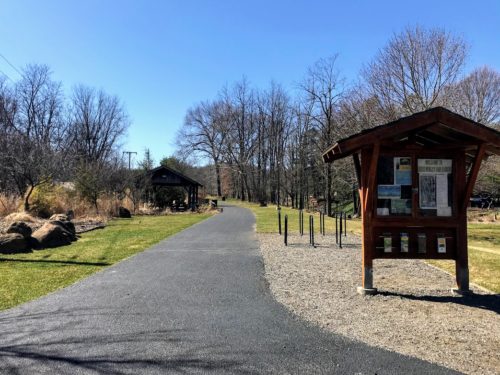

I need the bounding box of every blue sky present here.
[1,1,499,166]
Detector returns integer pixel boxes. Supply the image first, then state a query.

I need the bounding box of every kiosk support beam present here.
[455,144,485,294]
[358,144,380,295]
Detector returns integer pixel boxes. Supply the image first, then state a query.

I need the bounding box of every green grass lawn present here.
[428,223,500,293]
[226,198,362,235]
[0,214,210,310]
[228,199,499,293]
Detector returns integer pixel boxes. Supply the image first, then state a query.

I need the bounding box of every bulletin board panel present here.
[372,226,456,260]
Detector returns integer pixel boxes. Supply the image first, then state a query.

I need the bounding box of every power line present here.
[0,68,13,81]
[0,52,22,76]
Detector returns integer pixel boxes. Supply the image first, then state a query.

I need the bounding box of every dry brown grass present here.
[2,185,202,220]
[467,209,499,223]
[1,189,136,220]
[3,212,38,223]
[0,194,21,217]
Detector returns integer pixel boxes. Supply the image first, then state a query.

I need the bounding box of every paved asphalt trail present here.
[0,206,459,374]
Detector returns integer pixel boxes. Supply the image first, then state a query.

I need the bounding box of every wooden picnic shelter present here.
[323,107,500,295]
[150,166,203,210]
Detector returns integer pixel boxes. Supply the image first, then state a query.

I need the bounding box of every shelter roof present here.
[150,166,203,187]
[323,107,500,163]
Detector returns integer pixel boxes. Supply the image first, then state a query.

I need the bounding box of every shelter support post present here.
[187,186,192,209]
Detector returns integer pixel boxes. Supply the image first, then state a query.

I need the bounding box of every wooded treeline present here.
[176,26,500,214]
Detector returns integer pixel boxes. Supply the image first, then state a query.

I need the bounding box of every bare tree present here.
[0,77,16,193]
[262,82,291,205]
[68,85,129,164]
[177,100,227,196]
[0,65,66,210]
[448,66,500,125]
[300,55,345,215]
[220,79,259,201]
[363,26,467,116]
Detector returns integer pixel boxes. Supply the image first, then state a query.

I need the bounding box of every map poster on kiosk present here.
[394,157,412,185]
[418,159,452,216]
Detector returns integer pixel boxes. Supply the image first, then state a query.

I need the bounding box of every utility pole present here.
[123,151,137,169]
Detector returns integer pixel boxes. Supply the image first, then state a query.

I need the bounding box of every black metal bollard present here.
[309,215,312,245]
[339,212,343,248]
[322,212,325,235]
[284,214,288,246]
[344,211,347,236]
[309,215,311,244]
[299,210,303,236]
[309,215,315,247]
[278,209,282,235]
[335,212,338,244]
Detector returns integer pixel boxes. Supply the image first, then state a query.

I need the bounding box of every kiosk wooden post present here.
[323,108,500,295]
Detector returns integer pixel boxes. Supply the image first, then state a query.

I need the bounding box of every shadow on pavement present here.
[0,307,256,375]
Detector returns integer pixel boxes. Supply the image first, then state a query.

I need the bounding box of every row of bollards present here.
[280,209,348,249]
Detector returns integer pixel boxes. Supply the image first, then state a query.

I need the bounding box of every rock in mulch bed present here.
[259,233,499,375]
[0,233,28,254]
[0,216,106,236]
[0,214,107,253]
[32,221,76,248]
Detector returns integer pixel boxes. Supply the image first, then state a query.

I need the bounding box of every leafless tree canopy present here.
[177,100,228,196]
[448,66,500,125]
[363,26,468,117]
[176,26,499,210]
[69,85,129,164]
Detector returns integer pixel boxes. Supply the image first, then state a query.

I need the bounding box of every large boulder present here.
[0,233,29,254]
[118,207,131,218]
[48,214,76,238]
[6,221,32,238]
[32,222,75,249]
[49,220,76,238]
[49,214,69,222]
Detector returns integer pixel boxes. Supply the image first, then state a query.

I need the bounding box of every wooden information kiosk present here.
[323,107,500,295]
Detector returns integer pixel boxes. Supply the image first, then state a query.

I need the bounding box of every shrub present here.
[28,181,74,218]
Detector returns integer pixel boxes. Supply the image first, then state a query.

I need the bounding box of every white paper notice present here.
[377,208,389,216]
[436,174,451,216]
[436,174,448,207]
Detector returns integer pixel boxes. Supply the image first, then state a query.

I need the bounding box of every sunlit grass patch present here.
[226,198,362,235]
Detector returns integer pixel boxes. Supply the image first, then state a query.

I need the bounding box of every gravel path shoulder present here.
[259,232,500,375]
